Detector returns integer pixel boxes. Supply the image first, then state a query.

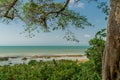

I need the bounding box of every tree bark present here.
[102,0,120,80]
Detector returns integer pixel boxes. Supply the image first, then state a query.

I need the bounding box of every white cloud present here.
[84,34,91,38]
[69,0,85,8]
[77,2,84,8]
[70,0,74,3]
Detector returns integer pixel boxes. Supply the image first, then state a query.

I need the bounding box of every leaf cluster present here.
[22,0,92,32]
[76,28,106,80]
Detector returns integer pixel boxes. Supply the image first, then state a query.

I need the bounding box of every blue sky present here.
[0,0,108,46]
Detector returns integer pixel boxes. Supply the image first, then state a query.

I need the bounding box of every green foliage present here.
[28,60,38,65]
[22,0,92,32]
[0,60,80,80]
[77,28,106,80]
[0,0,13,18]
[87,28,106,60]
[0,57,9,61]
[0,0,92,33]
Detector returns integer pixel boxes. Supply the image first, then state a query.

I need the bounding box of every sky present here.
[0,0,108,46]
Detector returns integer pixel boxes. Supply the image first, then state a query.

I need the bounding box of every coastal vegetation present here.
[0,60,79,80]
[0,57,9,61]
[1,0,120,79]
[0,29,106,80]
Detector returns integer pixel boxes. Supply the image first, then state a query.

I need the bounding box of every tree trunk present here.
[102,0,120,80]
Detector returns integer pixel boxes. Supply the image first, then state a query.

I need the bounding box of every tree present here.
[78,29,106,80]
[0,0,92,41]
[89,0,120,79]
[0,0,120,80]
[102,0,120,80]
[0,0,91,31]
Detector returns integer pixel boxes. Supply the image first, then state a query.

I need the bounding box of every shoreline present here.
[0,54,89,66]
[0,53,85,59]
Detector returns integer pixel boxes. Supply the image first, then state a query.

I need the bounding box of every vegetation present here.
[78,29,106,80]
[0,60,80,80]
[0,57,9,61]
[0,29,106,80]
[22,57,27,61]
[0,0,91,33]
[1,0,120,79]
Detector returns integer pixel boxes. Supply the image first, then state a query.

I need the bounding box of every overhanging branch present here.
[43,0,70,28]
[46,0,70,16]
[4,0,18,20]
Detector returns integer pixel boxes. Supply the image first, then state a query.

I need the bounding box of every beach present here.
[0,46,89,66]
[0,54,89,66]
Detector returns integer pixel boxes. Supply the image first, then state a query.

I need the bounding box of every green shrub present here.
[77,28,106,80]
[0,57,9,61]
[28,60,38,65]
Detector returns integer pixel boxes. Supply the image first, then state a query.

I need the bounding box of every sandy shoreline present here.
[0,54,89,66]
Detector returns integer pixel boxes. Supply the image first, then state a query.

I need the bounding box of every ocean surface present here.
[0,46,89,57]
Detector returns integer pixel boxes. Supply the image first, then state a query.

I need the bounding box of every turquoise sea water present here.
[0,46,89,56]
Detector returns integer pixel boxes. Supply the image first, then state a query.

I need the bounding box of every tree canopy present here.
[0,0,92,33]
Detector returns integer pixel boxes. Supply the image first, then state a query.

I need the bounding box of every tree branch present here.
[40,0,70,29]
[46,0,70,16]
[4,0,18,20]
[58,0,70,13]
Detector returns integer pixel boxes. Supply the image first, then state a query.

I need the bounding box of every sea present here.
[0,46,89,57]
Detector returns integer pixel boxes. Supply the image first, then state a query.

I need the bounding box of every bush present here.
[77,29,106,80]
[28,60,38,65]
[0,57,9,61]
[0,60,80,80]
